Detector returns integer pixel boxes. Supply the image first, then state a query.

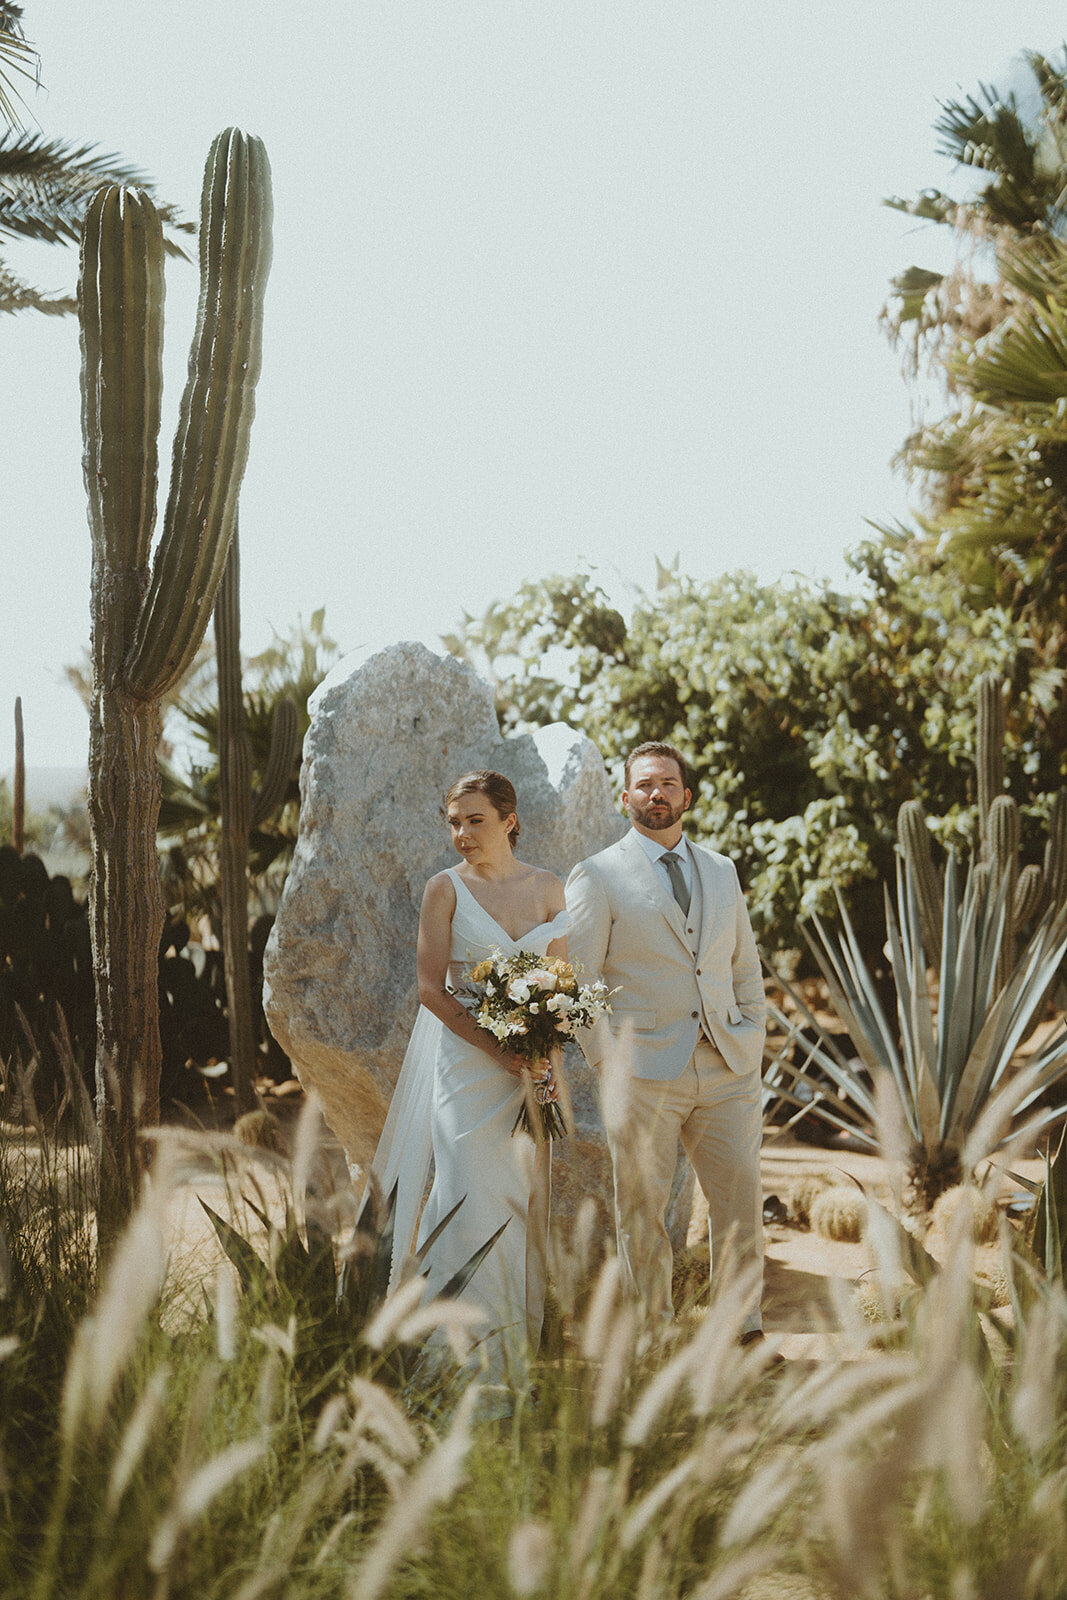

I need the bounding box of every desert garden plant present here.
[5,1087,1067,1599]
[767,850,1067,1204]
[79,127,271,1234]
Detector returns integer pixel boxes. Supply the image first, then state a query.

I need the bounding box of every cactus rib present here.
[125,130,273,702]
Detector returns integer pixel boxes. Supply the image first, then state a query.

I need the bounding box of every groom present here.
[566,741,766,1338]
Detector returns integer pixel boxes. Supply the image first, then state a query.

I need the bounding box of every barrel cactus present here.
[79,128,272,1229]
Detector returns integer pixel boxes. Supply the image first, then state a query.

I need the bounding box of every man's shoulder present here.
[570,834,633,877]
[689,840,742,888]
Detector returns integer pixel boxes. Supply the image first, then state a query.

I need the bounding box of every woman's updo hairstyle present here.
[444,770,520,850]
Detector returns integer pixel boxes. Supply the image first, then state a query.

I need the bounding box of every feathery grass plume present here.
[213,1258,238,1361]
[691,1546,790,1600]
[388,1294,487,1360]
[580,1255,625,1361]
[507,1518,553,1596]
[349,1383,478,1600]
[717,1453,801,1550]
[1010,1288,1067,1455]
[590,1299,637,1428]
[233,1107,287,1153]
[347,1374,421,1481]
[623,1263,760,1447]
[362,1274,427,1350]
[148,1434,268,1573]
[809,1186,867,1241]
[566,1465,617,1584]
[104,1362,170,1515]
[547,1193,599,1321]
[60,1148,173,1440]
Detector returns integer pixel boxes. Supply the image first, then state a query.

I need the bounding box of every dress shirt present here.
[631,827,694,900]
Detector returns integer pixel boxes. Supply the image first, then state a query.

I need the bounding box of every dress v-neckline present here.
[448,866,560,945]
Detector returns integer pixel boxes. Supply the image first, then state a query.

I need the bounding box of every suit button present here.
[696,967,702,975]
[691,1010,699,1019]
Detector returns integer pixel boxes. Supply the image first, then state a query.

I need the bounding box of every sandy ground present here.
[142,1110,1046,1363]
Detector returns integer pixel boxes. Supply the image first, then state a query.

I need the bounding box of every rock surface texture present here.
[264,641,693,1250]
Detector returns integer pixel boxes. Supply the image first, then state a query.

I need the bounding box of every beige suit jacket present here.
[565,829,766,1081]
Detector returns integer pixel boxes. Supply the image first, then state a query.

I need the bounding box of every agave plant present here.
[767,852,1067,1204]
[200,1176,505,1396]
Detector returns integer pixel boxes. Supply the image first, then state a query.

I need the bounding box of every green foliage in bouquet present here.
[460,951,612,1139]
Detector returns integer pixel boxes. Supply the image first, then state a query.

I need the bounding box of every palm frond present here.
[0,255,74,315]
[0,131,193,253]
[0,12,37,131]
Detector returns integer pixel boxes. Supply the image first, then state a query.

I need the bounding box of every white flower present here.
[507,978,532,1003]
[528,1002,540,1014]
[523,967,558,991]
[545,993,572,1015]
[506,1019,528,1036]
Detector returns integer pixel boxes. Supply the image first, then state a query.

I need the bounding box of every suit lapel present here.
[621,831,692,948]
[691,845,725,958]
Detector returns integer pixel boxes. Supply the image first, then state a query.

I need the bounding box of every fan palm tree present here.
[880,50,1067,710]
[0,3,192,315]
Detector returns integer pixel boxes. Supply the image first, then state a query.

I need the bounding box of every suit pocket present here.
[612,1009,657,1032]
[726,1004,743,1025]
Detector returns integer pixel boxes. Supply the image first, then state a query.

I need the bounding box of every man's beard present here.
[629,796,686,832]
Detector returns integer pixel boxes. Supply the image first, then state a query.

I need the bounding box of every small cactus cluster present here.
[897,671,1067,980]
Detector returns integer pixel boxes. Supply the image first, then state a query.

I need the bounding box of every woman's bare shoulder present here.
[421,870,458,910]
[529,865,565,913]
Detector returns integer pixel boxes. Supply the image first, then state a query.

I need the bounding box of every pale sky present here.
[3,2,1066,773]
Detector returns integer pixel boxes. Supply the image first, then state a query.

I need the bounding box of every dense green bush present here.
[452,545,1064,956]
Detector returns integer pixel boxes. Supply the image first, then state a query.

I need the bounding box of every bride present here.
[371,769,568,1386]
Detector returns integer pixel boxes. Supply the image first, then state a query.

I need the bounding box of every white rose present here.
[507,979,532,1003]
[546,993,571,1014]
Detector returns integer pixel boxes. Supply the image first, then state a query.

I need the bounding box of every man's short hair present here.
[624,741,691,790]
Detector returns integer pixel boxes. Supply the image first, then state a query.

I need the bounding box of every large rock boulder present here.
[263,641,692,1250]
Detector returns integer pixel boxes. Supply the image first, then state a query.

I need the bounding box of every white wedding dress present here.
[371,867,569,1387]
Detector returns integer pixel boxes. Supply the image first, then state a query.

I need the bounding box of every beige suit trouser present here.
[607,1040,764,1335]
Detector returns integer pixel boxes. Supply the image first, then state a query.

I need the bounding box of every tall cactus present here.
[898,670,1067,987]
[79,129,272,1231]
[215,521,298,1115]
[12,696,23,855]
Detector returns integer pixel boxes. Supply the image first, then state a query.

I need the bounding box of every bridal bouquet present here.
[460,950,614,1140]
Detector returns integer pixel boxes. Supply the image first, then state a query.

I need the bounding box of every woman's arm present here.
[416,874,527,1077]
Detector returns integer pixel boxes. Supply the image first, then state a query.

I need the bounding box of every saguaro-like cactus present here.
[79,129,272,1229]
[215,522,298,1114]
[12,696,23,855]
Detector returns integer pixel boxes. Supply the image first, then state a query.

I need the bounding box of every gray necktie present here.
[660,850,690,915]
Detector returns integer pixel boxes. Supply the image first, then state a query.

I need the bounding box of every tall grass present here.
[2,1082,1066,1599]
